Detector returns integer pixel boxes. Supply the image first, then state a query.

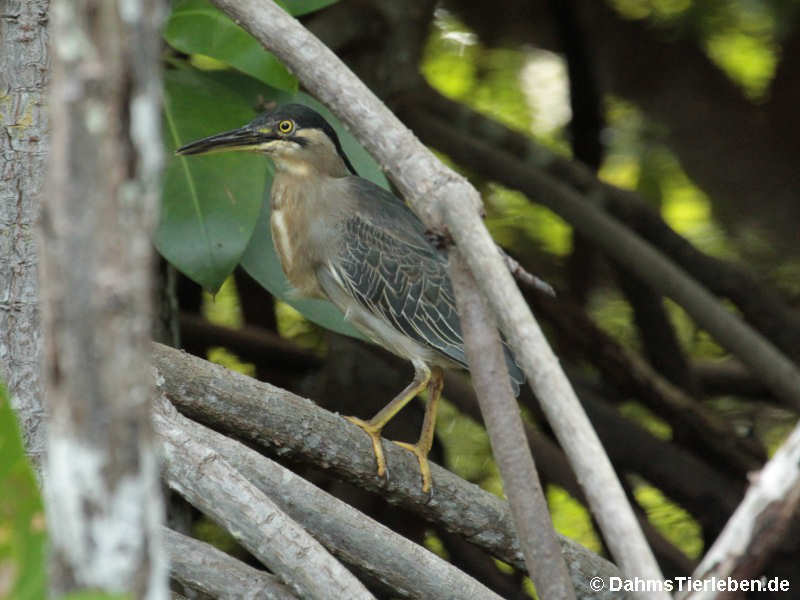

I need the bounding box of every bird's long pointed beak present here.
[176,125,275,156]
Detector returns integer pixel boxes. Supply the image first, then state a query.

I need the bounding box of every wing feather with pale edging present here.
[317,177,524,394]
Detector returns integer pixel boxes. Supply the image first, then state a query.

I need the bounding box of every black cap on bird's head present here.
[176,103,356,175]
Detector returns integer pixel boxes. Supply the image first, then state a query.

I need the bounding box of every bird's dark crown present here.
[254,104,356,174]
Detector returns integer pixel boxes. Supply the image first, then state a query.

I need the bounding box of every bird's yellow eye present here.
[278,120,294,134]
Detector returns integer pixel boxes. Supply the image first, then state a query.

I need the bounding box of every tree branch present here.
[207,0,665,590]
[0,0,49,471]
[152,342,629,599]
[162,396,509,600]
[42,0,167,594]
[153,392,375,600]
[449,253,575,598]
[164,527,299,600]
[681,423,800,600]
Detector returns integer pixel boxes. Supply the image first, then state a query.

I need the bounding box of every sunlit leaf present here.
[164,0,296,91]
[0,384,46,600]
[157,67,268,293]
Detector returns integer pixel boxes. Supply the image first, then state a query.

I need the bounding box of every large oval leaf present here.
[164,0,297,91]
[157,68,268,293]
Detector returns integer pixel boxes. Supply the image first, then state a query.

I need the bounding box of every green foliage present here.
[277,0,339,16]
[546,486,603,554]
[0,384,46,600]
[165,0,297,91]
[607,0,780,99]
[633,479,704,559]
[158,67,269,293]
[421,11,533,133]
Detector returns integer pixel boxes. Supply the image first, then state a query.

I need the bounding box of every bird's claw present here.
[393,440,433,495]
[345,415,388,480]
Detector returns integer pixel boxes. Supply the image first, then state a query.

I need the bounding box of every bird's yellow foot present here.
[345,415,387,479]
[393,441,433,494]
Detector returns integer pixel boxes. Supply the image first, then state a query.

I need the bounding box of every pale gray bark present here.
[157,393,507,600]
[0,0,49,471]
[165,528,298,600]
[680,423,800,600]
[449,253,575,599]
[153,342,630,600]
[153,394,376,600]
[205,1,665,594]
[42,0,167,596]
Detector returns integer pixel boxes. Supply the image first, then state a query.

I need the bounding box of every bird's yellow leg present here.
[394,366,444,493]
[345,363,431,481]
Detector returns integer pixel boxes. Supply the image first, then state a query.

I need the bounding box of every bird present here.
[177,103,524,493]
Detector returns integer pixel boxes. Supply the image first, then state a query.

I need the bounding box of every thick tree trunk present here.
[41,0,167,596]
[0,0,50,471]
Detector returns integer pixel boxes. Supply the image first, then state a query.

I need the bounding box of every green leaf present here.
[277,0,339,17]
[157,67,269,293]
[0,384,47,600]
[164,0,297,91]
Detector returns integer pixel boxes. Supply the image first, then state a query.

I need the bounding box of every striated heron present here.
[177,103,523,493]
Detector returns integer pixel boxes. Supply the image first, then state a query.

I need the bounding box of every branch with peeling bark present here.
[207,0,665,593]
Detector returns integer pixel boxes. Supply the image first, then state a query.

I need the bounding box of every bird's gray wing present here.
[334,210,468,368]
[319,176,524,394]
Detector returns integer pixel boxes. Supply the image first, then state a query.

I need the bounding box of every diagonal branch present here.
[207,0,665,591]
[403,86,800,365]
[164,527,299,600]
[449,253,574,599]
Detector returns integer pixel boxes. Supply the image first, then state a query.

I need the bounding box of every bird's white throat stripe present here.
[272,209,293,269]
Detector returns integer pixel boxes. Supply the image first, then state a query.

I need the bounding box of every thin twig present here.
[449,252,575,599]
[152,393,375,600]
[206,1,665,592]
